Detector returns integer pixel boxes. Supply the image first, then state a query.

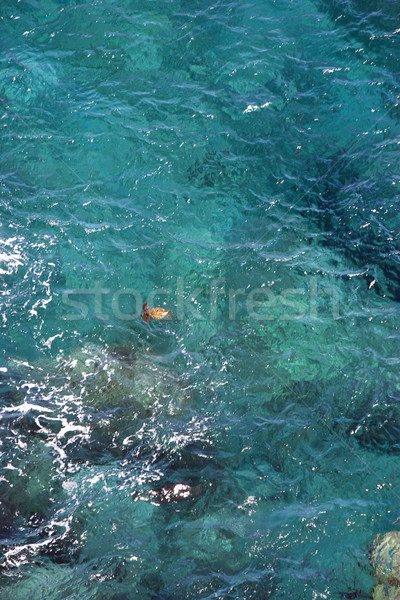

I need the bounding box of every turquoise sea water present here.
[1,0,400,598]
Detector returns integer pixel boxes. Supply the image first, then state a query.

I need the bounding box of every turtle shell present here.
[148,308,171,320]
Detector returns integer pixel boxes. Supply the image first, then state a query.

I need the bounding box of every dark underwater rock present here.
[109,345,136,360]
[339,591,369,599]
[304,157,400,303]
[333,384,400,454]
[145,481,211,505]
[5,343,193,466]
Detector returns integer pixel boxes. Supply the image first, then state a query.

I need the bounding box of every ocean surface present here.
[1,0,400,598]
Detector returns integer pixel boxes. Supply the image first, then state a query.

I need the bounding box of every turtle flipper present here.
[167,311,173,318]
[142,314,149,324]
[143,302,148,311]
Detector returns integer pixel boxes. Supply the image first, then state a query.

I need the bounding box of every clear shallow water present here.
[1,0,400,598]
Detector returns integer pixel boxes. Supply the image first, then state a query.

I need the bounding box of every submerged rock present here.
[4,343,195,469]
[9,342,189,410]
[175,514,249,575]
[55,343,190,415]
[371,531,400,600]
[144,481,211,505]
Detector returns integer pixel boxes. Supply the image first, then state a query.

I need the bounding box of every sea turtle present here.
[141,302,173,324]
